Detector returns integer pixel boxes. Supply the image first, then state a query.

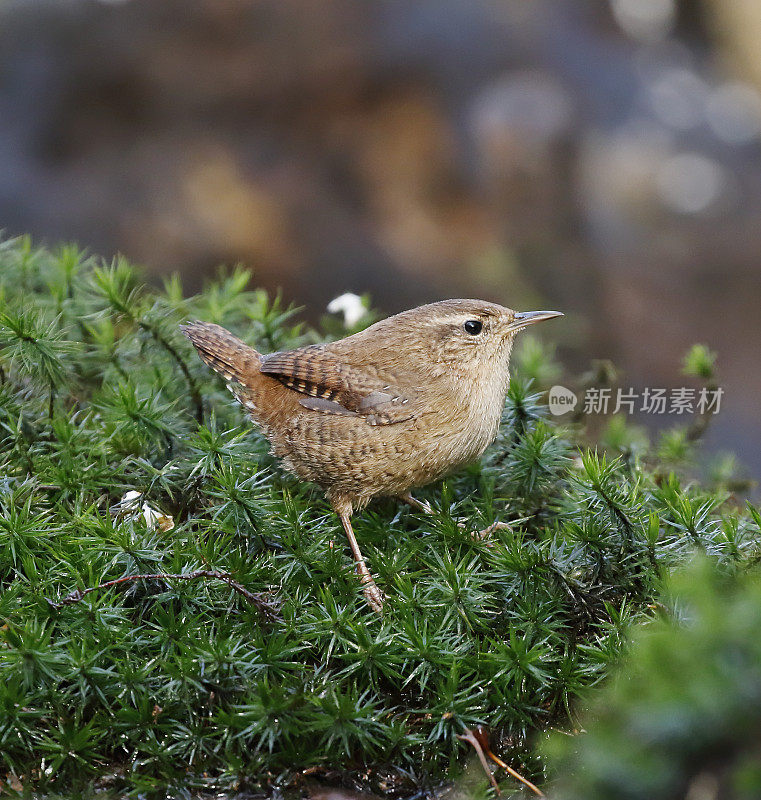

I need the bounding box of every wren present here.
[182,300,562,613]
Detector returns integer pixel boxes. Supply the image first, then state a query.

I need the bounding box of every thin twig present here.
[459,726,545,797]
[485,746,545,797]
[686,380,718,443]
[46,569,280,621]
[457,728,500,794]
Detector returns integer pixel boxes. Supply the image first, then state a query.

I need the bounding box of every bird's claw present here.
[457,519,512,542]
[362,580,385,614]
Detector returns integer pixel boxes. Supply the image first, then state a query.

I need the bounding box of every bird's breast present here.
[414,366,510,469]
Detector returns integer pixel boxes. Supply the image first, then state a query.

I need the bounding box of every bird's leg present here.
[334,502,384,614]
[399,492,508,541]
[399,492,434,515]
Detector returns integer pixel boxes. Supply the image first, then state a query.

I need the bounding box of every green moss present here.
[545,557,761,800]
[0,235,757,797]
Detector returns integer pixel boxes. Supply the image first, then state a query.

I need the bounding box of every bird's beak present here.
[506,310,563,333]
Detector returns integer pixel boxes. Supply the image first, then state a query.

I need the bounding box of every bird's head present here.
[391,299,562,373]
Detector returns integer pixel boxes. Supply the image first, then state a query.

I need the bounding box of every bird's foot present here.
[475,520,513,540]
[401,493,510,543]
[399,492,434,515]
[359,574,385,614]
[458,519,512,542]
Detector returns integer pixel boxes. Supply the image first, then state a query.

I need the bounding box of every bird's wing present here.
[259,345,418,425]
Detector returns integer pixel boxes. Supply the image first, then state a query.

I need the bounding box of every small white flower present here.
[117,491,142,510]
[327,293,367,327]
[140,503,175,532]
[115,491,174,532]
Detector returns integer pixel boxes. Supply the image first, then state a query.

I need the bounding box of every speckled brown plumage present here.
[182,299,561,612]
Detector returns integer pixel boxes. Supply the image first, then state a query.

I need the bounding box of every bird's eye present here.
[463,319,483,335]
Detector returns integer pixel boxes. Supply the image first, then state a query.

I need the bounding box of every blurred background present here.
[1,0,760,476]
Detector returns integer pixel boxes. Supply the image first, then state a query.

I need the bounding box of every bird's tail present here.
[181,322,262,386]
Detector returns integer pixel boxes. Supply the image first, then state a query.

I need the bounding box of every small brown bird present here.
[182,300,561,612]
